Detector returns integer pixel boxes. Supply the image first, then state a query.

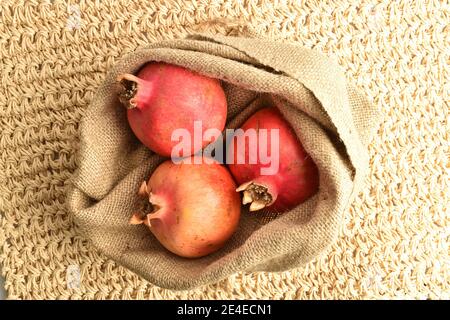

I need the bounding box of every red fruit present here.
[118,62,227,157]
[130,156,241,258]
[227,107,319,213]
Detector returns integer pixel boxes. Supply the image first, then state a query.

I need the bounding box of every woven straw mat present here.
[0,1,448,299]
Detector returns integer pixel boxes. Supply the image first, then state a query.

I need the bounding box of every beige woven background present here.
[0,0,448,299]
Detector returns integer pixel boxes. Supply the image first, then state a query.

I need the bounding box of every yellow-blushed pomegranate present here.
[130,156,241,258]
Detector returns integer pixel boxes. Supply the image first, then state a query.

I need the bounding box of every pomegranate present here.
[228,107,319,213]
[117,62,227,157]
[130,156,241,258]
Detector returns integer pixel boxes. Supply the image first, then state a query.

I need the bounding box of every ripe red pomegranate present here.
[228,107,319,213]
[117,62,227,157]
[130,156,241,258]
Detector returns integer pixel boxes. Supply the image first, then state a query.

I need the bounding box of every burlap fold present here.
[67,34,381,290]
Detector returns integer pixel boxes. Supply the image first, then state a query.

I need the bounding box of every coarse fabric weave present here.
[67,34,380,290]
[0,0,448,299]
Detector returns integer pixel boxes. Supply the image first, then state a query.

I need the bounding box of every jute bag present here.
[67,34,381,290]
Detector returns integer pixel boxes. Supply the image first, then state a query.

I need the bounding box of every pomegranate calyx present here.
[236,181,275,212]
[130,181,162,226]
[129,212,146,225]
[117,73,152,110]
[144,211,164,228]
[138,181,149,197]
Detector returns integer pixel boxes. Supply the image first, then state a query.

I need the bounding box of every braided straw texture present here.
[0,0,449,299]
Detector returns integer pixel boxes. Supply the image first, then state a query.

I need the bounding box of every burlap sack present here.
[67,34,381,290]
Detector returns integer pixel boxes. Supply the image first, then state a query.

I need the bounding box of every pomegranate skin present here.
[228,107,319,213]
[131,156,241,258]
[118,62,227,157]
